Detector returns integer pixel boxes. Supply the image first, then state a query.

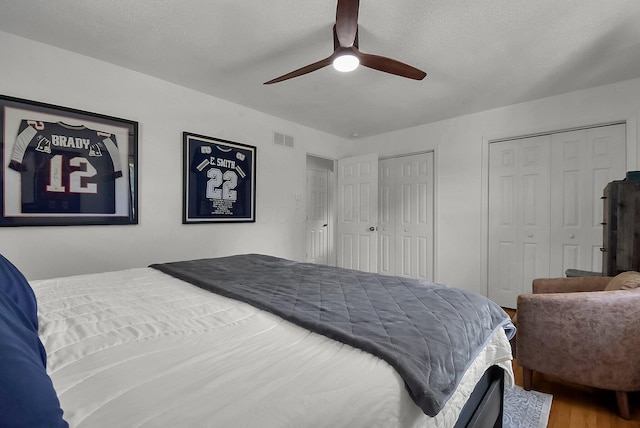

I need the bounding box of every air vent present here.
[273,132,294,149]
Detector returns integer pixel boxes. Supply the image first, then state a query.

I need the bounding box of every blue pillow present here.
[0,290,68,427]
[0,253,38,331]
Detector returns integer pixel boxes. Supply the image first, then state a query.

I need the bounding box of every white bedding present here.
[32,267,514,428]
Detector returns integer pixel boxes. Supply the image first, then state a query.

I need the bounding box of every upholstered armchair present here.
[516,272,640,420]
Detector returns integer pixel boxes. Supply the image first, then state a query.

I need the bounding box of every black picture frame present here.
[0,95,138,226]
[183,132,256,224]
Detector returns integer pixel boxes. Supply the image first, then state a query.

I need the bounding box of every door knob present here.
[369,226,378,232]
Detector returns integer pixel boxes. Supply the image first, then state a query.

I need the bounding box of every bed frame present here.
[454,365,505,428]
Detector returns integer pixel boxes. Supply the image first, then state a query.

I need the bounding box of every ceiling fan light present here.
[333,54,359,72]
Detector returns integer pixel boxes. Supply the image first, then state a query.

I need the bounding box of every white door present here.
[488,136,551,308]
[549,124,627,274]
[488,123,627,308]
[306,168,329,265]
[379,153,434,280]
[379,159,395,275]
[337,154,378,272]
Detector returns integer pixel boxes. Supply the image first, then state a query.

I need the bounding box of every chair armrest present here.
[516,289,640,391]
[532,276,612,294]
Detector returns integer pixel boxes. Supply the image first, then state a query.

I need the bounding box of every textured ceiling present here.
[1,0,640,138]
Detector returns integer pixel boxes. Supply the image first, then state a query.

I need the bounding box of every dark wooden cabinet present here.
[602,179,640,275]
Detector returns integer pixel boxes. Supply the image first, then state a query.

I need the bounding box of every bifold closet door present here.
[337,154,379,273]
[548,125,627,274]
[488,136,551,308]
[488,123,626,308]
[379,152,434,281]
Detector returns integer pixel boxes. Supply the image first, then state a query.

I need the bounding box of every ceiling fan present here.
[264,0,426,85]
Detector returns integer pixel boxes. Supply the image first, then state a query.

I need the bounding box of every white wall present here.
[0,32,349,280]
[4,30,639,294]
[349,78,640,295]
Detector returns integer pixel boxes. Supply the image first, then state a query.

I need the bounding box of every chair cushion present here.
[604,271,640,291]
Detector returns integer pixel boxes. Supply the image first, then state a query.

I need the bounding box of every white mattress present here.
[32,267,514,428]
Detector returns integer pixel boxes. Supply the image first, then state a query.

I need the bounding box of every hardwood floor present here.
[511,358,640,427]
[505,309,640,427]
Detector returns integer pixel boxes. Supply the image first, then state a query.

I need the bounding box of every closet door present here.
[379,152,434,281]
[488,136,551,308]
[379,159,396,275]
[337,154,379,272]
[488,123,626,308]
[549,124,627,274]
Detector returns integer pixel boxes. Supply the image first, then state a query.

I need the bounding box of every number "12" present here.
[46,155,98,194]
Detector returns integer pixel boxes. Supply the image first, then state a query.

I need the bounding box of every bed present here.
[0,253,515,428]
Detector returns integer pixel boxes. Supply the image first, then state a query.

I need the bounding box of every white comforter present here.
[32,268,514,428]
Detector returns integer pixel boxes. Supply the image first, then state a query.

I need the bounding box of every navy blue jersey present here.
[8,120,123,214]
[186,139,254,220]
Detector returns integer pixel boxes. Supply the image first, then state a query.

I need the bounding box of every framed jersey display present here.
[183,132,256,224]
[0,95,138,226]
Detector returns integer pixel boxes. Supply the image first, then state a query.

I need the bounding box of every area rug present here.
[503,385,553,428]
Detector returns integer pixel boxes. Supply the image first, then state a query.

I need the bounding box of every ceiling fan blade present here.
[264,56,334,85]
[335,0,359,47]
[264,1,427,84]
[358,51,426,80]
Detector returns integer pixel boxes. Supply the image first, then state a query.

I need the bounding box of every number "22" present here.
[206,168,238,201]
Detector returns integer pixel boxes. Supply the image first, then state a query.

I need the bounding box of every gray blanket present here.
[150,254,514,416]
